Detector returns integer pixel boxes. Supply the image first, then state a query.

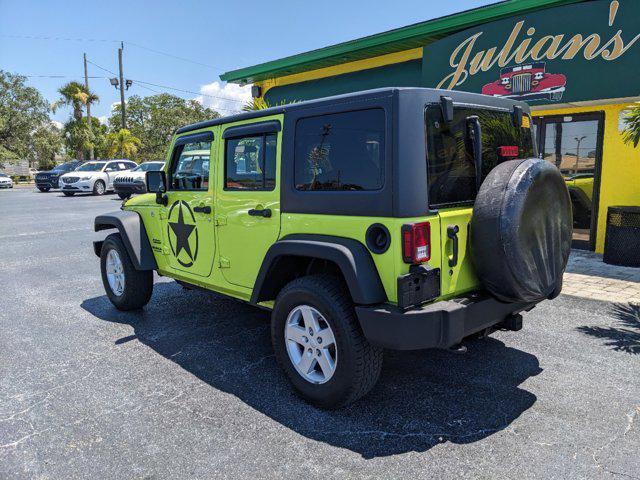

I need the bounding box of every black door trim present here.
[534,111,605,251]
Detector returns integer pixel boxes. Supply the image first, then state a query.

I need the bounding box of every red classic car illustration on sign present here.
[482,62,567,101]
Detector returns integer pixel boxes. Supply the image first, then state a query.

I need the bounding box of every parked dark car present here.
[35,161,81,192]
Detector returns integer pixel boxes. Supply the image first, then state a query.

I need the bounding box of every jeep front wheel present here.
[271,274,382,409]
[100,233,153,310]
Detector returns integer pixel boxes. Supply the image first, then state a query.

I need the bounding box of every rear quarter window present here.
[294,108,385,191]
[425,106,534,207]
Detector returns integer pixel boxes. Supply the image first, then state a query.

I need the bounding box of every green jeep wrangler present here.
[94,88,572,409]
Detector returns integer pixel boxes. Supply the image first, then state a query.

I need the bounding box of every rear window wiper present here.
[466,115,482,193]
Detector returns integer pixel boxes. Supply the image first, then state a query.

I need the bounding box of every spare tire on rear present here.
[470,158,572,303]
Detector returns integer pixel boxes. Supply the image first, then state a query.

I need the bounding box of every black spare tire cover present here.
[470,158,572,303]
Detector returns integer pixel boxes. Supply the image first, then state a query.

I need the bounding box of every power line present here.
[125,42,225,71]
[129,84,240,113]
[1,33,231,72]
[0,33,119,43]
[86,59,117,76]
[129,79,246,104]
[22,75,106,79]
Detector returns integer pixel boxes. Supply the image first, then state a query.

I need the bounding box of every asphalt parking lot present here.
[1,188,639,479]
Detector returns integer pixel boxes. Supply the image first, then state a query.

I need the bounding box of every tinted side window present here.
[225,133,276,191]
[425,106,534,207]
[169,141,211,191]
[294,109,385,191]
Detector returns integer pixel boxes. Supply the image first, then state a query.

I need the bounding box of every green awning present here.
[221,0,584,84]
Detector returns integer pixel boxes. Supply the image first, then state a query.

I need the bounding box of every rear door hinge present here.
[219,257,230,268]
[215,214,227,226]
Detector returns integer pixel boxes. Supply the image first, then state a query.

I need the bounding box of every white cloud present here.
[196,81,251,115]
[51,120,63,129]
[98,115,108,125]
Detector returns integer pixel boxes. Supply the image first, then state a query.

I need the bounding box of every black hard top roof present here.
[176,87,527,135]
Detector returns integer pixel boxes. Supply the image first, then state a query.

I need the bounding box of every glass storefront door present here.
[535,113,604,250]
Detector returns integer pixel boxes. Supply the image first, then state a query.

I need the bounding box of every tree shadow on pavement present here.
[577,303,640,355]
[82,282,541,459]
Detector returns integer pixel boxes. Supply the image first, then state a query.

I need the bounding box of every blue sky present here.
[0,0,494,124]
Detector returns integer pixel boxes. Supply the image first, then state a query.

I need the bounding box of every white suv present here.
[59,160,137,196]
[113,161,165,199]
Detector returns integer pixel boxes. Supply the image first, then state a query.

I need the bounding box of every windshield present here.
[425,106,534,207]
[0,173,7,177]
[133,162,164,172]
[76,162,105,172]
[52,163,73,172]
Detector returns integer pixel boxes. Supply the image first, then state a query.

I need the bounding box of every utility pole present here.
[574,135,587,174]
[118,42,126,130]
[83,53,94,159]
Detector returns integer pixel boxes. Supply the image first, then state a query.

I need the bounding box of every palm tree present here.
[241,97,294,112]
[52,81,99,160]
[622,104,640,148]
[106,129,142,159]
[52,81,98,122]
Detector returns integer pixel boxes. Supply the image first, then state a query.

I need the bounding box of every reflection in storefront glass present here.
[540,117,600,246]
[542,119,598,175]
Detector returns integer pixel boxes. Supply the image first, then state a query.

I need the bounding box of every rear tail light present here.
[402,222,431,264]
[498,145,519,158]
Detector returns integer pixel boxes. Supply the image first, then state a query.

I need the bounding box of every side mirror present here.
[146,170,168,206]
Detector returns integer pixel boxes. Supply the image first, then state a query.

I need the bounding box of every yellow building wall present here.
[257,48,423,98]
[533,103,640,253]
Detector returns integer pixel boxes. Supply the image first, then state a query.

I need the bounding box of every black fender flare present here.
[94,210,157,270]
[251,234,387,305]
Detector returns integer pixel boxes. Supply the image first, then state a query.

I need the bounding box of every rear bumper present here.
[355,293,534,350]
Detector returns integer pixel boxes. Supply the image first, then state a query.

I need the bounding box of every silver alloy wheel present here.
[105,249,125,296]
[285,305,337,384]
[95,181,105,194]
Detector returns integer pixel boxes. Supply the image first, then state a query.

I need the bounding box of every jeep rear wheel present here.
[271,274,382,409]
[100,233,153,310]
[93,180,106,195]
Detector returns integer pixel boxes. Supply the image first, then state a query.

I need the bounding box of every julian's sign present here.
[422,0,640,105]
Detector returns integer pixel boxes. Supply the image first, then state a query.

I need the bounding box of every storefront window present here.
[537,114,603,249]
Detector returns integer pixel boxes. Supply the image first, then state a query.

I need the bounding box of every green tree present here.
[108,93,219,161]
[62,117,108,161]
[0,71,50,164]
[622,105,640,148]
[53,81,99,159]
[31,123,65,170]
[105,129,142,159]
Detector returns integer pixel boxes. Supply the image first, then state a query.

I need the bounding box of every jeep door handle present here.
[447,224,460,268]
[193,205,211,214]
[248,208,272,218]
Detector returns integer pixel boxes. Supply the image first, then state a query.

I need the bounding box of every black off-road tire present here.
[63,191,75,196]
[93,180,106,196]
[271,274,383,409]
[37,187,50,192]
[100,233,153,311]
[117,192,131,200]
